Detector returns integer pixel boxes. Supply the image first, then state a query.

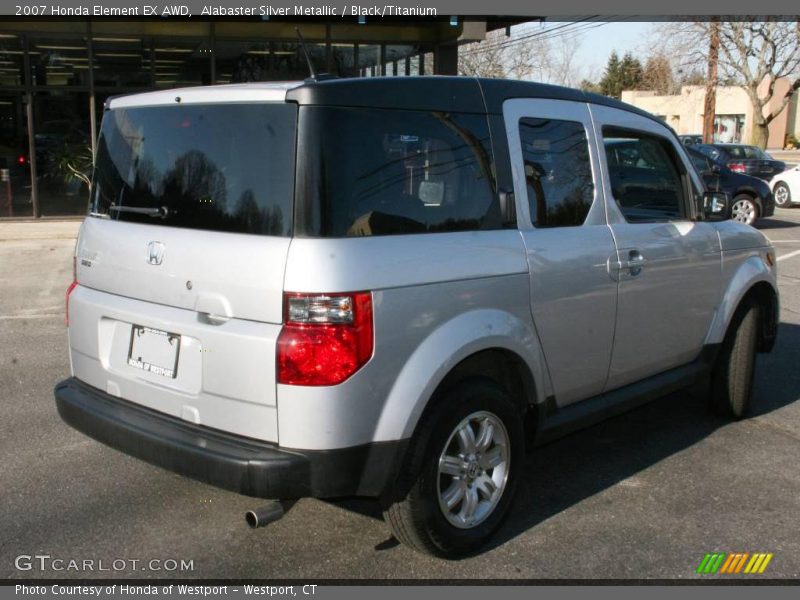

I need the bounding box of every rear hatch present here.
[69,90,297,442]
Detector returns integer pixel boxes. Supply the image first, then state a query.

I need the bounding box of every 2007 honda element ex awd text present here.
[55,77,778,558]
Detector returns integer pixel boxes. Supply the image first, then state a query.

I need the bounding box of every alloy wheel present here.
[731,198,757,226]
[436,410,510,529]
[774,184,791,207]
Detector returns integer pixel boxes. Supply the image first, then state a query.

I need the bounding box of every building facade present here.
[622,78,800,149]
[0,18,518,219]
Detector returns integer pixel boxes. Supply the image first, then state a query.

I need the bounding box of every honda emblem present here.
[147,241,165,265]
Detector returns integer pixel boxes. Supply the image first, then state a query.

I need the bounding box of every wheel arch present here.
[371,308,549,446]
[744,281,779,352]
[420,348,541,448]
[707,257,778,353]
[732,189,762,214]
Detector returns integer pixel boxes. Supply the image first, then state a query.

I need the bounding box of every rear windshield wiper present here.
[108,205,169,218]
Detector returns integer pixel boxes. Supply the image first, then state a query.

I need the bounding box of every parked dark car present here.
[694,143,786,182]
[679,134,703,146]
[687,146,774,226]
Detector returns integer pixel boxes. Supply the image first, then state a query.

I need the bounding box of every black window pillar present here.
[433,44,458,75]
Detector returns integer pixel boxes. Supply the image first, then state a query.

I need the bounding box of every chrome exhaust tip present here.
[246,501,285,529]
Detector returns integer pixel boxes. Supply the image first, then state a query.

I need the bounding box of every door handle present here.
[620,250,645,276]
[608,250,646,278]
[200,312,230,325]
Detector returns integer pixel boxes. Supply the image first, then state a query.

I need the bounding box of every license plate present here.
[127,325,180,378]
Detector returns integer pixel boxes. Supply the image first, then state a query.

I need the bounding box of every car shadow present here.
[325,321,800,557]
[758,216,800,229]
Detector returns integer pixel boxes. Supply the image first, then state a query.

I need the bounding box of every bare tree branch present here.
[653,19,800,147]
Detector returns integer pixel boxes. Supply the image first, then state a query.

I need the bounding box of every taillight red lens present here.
[277,292,373,386]
[65,256,77,326]
[728,162,746,173]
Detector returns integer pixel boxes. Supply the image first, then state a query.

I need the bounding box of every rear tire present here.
[774,182,792,208]
[382,379,524,558]
[710,301,761,419]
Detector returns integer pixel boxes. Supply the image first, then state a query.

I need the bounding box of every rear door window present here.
[91,103,297,236]
[294,107,499,237]
[518,117,594,228]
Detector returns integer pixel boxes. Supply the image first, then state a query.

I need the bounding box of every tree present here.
[642,54,676,95]
[459,28,542,79]
[653,19,800,148]
[599,51,643,99]
[702,20,720,144]
[458,25,587,86]
[579,79,602,94]
[718,20,800,147]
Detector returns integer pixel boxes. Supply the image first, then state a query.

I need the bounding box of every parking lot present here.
[2,209,800,580]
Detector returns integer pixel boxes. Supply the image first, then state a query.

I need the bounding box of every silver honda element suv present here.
[55,77,778,557]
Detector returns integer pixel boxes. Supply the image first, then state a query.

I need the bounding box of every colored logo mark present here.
[696,552,773,574]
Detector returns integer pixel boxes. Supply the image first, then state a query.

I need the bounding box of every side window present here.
[297,107,500,237]
[689,151,712,173]
[518,117,594,228]
[602,126,687,222]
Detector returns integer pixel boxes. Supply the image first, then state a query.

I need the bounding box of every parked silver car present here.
[55,77,778,558]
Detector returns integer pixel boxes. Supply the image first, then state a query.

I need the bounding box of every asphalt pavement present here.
[2,212,800,580]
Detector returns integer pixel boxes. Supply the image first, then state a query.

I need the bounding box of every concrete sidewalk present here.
[0,220,82,241]
[769,149,800,165]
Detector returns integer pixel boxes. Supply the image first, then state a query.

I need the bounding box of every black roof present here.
[285,76,662,124]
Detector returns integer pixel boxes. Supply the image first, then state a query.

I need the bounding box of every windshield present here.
[91,103,296,236]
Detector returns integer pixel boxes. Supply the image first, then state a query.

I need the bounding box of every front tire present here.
[710,301,761,418]
[774,182,792,208]
[382,379,524,557]
[731,195,758,226]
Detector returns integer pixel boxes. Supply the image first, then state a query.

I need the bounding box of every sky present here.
[512,20,655,82]
[573,21,654,76]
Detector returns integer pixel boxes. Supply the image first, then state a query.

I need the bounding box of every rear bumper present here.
[54,377,407,499]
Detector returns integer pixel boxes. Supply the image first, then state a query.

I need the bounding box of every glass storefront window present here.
[0,93,32,217]
[271,42,326,80]
[30,37,88,87]
[358,45,380,77]
[0,34,25,87]
[0,27,443,218]
[385,45,418,65]
[151,39,210,87]
[93,37,152,88]
[215,40,326,83]
[714,114,746,144]
[409,56,420,76]
[330,43,356,77]
[423,52,434,76]
[32,91,91,216]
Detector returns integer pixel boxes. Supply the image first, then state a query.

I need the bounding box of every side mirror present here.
[702,191,730,221]
[498,189,516,226]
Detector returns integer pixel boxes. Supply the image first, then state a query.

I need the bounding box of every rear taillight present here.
[728,162,746,173]
[277,292,373,386]
[65,256,78,326]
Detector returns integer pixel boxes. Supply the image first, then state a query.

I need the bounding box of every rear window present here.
[294,107,500,237]
[90,103,296,236]
[725,145,769,160]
